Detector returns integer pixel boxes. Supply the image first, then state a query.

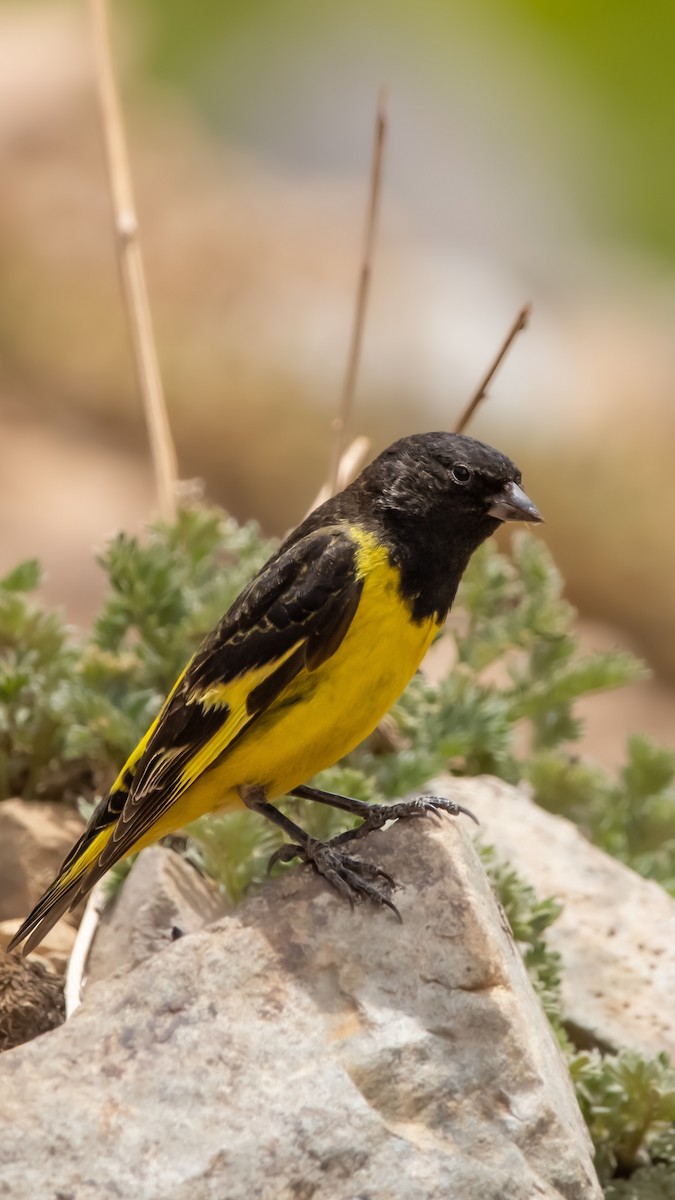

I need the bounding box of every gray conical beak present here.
[488,481,543,524]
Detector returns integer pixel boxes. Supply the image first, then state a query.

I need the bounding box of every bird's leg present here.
[239,785,400,919]
[291,783,478,847]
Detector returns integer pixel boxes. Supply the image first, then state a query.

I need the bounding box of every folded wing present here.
[10,525,365,952]
[101,524,364,864]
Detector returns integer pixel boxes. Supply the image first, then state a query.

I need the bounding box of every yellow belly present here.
[143,532,440,839]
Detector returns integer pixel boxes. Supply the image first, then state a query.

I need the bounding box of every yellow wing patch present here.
[161,641,305,800]
[110,658,193,793]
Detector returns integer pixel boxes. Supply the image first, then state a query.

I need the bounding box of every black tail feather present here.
[8,872,90,956]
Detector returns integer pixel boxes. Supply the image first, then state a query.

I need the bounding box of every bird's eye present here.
[452,464,471,484]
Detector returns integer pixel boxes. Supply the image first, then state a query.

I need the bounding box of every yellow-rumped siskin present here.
[11,431,541,950]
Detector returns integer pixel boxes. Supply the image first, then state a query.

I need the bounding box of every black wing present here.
[93,524,364,869]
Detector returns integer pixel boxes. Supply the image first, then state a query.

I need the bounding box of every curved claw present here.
[267,842,304,873]
[329,850,401,922]
[375,893,402,923]
[371,864,397,889]
[456,801,480,827]
[341,855,397,891]
[268,838,401,921]
[420,792,478,830]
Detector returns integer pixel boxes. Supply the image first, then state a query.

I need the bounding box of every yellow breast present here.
[154,529,440,830]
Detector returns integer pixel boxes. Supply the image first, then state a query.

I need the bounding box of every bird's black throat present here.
[375,506,500,624]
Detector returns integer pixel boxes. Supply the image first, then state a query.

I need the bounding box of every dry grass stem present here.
[89,0,179,520]
[64,882,106,1017]
[454,302,532,435]
[328,87,388,496]
[307,435,371,516]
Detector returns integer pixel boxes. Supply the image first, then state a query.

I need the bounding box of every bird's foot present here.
[387,793,479,826]
[328,793,478,848]
[268,838,401,921]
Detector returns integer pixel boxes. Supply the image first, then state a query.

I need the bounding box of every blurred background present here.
[2,0,675,763]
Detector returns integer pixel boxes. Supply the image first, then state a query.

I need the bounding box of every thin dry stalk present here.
[454,302,532,435]
[64,881,107,1017]
[89,0,178,520]
[328,87,387,496]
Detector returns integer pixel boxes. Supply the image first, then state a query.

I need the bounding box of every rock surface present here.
[86,846,230,986]
[0,818,599,1200]
[0,798,83,922]
[454,774,675,1058]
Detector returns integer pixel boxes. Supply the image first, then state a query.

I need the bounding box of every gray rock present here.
[455,774,675,1058]
[85,845,230,986]
[0,817,599,1200]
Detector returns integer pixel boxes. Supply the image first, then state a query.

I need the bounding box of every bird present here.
[10,431,541,953]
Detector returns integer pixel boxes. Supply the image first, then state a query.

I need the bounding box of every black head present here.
[360,431,541,535]
[347,431,542,621]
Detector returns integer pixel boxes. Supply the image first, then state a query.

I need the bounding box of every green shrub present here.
[484,846,675,1194]
[0,507,272,801]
